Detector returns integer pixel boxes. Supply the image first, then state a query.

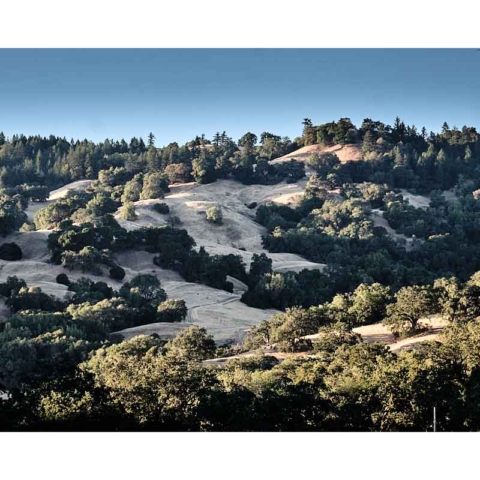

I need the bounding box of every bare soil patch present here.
[271,143,363,165]
[353,315,448,352]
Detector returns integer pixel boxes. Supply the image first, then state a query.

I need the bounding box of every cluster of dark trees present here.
[300,116,478,149]
[0,272,186,333]
[242,169,480,311]
[245,272,480,351]
[0,130,302,196]
[44,208,247,292]
[0,270,188,394]
[301,118,480,193]
[2,272,480,431]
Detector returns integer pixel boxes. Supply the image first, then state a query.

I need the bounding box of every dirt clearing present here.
[353,315,448,352]
[271,144,363,165]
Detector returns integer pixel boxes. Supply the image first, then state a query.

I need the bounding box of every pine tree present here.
[35,150,44,176]
[302,118,316,146]
[220,131,228,146]
[212,132,221,147]
[146,147,161,171]
[148,132,156,147]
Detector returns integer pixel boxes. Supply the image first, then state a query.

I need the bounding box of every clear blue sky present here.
[0,49,478,146]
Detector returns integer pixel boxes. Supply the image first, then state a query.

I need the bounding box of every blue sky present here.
[0,49,478,146]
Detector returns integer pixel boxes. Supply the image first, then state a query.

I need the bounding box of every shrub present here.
[206,205,223,225]
[56,273,70,286]
[7,286,65,313]
[109,266,126,281]
[61,246,103,274]
[20,222,35,232]
[120,202,137,221]
[66,297,134,335]
[0,276,27,298]
[68,277,113,304]
[0,242,23,261]
[168,215,181,226]
[306,152,340,177]
[157,299,188,322]
[277,338,313,353]
[120,273,167,307]
[152,203,170,214]
[86,194,119,218]
[121,175,143,204]
[141,173,170,200]
[21,185,49,202]
[33,192,90,230]
[165,325,216,361]
[70,208,91,224]
[0,195,28,236]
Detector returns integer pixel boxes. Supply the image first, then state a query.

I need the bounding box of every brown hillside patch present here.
[271,143,363,165]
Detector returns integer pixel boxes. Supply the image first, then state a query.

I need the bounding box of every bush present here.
[20,222,35,232]
[0,242,23,261]
[109,266,126,281]
[56,273,70,286]
[306,152,340,177]
[157,299,187,322]
[120,202,137,221]
[33,193,90,230]
[68,277,113,304]
[0,276,27,298]
[141,173,170,200]
[61,246,103,274]
[168,215,181,227]
[21,185,50,202]
[7,286,66,313]
[165,325,216,361]
[206,205,223,225]
[152,203,170,214]
[120,273,167,307]
[277,338,313,353]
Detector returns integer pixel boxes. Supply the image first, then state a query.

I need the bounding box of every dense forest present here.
[1,116,480,431]
[1,117,478,191]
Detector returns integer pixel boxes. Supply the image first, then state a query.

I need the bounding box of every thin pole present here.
[433,407,436,432]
